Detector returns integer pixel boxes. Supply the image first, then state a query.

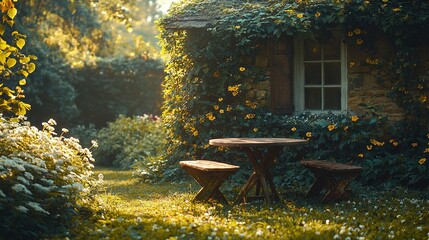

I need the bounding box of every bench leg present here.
[305,171,328,197]
[194,173,230,204]
[322,174,358,203]
[182,166,233,204]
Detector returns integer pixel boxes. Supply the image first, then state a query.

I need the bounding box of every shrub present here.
[93,115,165,169]
[0,116,97,239]
[74,57,164,127]
[155,109,429,188]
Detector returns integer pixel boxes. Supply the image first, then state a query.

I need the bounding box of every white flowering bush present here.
[0,116,97,239]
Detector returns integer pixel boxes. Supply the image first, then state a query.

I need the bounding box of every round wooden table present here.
[209,138,308,204]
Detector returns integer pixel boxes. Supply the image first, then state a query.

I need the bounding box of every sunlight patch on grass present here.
[71,168,429,239]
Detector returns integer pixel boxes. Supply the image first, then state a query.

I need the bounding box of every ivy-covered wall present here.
[156,0,429,186]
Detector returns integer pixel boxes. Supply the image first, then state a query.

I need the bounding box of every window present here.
[294,34,347,112]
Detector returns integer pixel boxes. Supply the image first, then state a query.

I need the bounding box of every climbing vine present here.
[155,0,429,185]
[0,0,36,116]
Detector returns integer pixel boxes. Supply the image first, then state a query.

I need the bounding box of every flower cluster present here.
[0,116,97,238]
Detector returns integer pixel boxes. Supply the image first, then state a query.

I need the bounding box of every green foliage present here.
[0,0,35,116]
[157,0,429,186]
[14,0,165,127]
[0,116,97,239]
[75,57,164,127]
[92,115,165,169]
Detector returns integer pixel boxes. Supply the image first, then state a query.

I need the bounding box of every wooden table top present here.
[209,138,308,148]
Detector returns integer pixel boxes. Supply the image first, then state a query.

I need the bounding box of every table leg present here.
[234,172,258,204]
[235,147,282,204]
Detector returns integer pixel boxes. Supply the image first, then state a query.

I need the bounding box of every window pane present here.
[323,37,341,60]
[324,87,341,110]
[305,63,321,85]
[324,62,341,85]
[304,39,321,61]
[305,88,321,110]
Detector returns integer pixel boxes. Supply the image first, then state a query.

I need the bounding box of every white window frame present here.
[293,33,347,113]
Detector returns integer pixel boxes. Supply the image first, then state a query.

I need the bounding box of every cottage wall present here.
[246,30,429,120]
[346,30,404,120]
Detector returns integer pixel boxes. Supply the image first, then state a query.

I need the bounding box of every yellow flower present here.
[315,12,321,18]
[306,132,312,138]
[419,95,427,103]
[246,100,257,109]
[392,8,400,12]
[328,124,336,131]
[296,13,304,18]
[291,127,297,132]
[343,126,349,131]
[370,139,385,146]
[235,25,241,29]
[232,91,238,96]
[214,105,219,110]
[358,153,364,158]
[367,145,373,150]
[351,116,359,122]
[354,28,362,35]
[393,141,398,146]
[349,61,355,67]
[284,9,294,14]
[219,109,224,114]
[347,31,354,37]
[218,98,223,102]
[226,105,232,112]
[253,128,258,133]
[239,67,246,72]
[424,148,429,153]
[213,71,220,78]
[419,158,426,165]
[193,130,199,137]
[411,143,418,148]
[245,113,255,119]
[228,85,239,92]
[356,39,364,45]
[205,112,216,121]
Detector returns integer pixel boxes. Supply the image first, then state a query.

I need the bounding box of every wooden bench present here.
[179,160,239,204]
[301,160,362,203]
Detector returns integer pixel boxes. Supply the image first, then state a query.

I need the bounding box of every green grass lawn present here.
[73,168,429,239]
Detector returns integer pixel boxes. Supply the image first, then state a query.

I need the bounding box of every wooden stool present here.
[301,160,362,203]
[179,160,239,204]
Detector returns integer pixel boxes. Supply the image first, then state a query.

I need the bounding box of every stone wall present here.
[346,29,404,120]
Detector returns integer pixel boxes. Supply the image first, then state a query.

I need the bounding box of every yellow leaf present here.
[21,70,28,77]
[19,56,30,63]
[27,62,36,73]
[0,24,5,35]
[0,55,5,64]
[16,38,25,49]
[0,39,7,50]
[18,102,31,116]
[7,7,17,19]
[19,79,26,85]
[6,58,16,68]
[6,19,14,27]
